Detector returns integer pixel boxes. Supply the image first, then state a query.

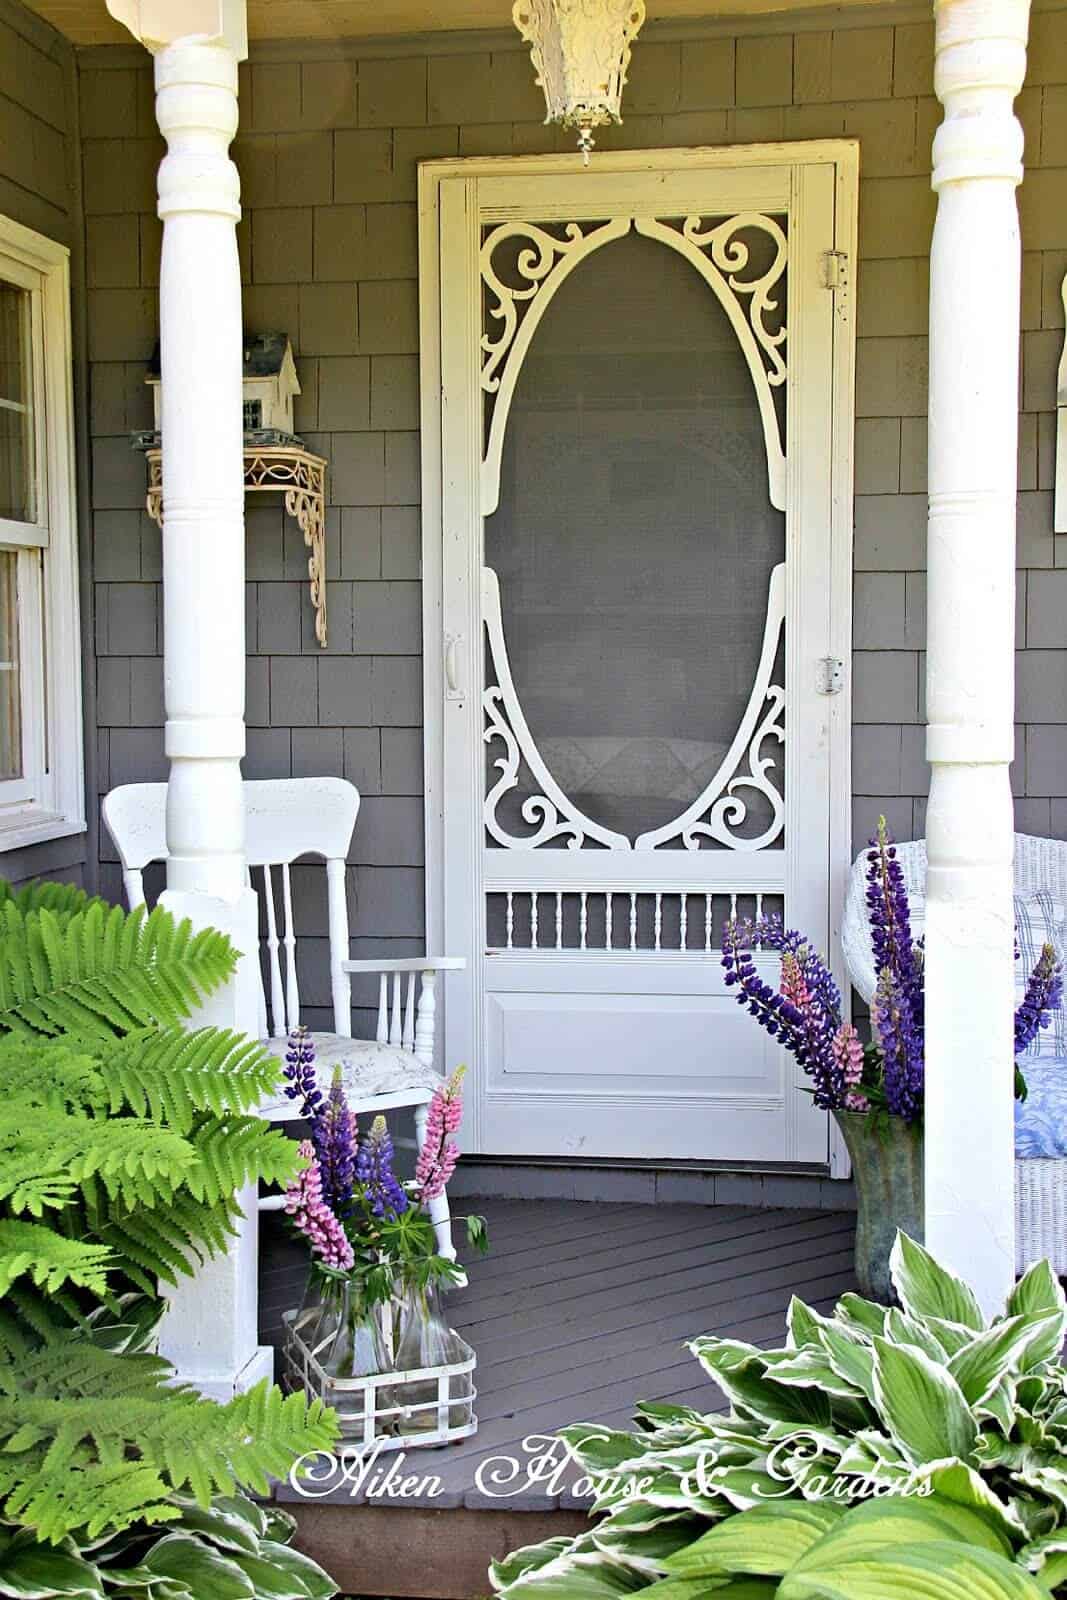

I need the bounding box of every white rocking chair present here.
[102,777,464,1263]
[842,832,1067,1276]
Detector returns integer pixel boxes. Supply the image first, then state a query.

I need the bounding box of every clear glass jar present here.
[317,1278,391,1384]
[392,1281,472,1436]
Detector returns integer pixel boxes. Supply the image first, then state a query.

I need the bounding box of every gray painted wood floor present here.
[262,1197,858,1514]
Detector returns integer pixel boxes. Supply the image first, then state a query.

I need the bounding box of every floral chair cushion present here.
[1015,1055,1067,1158]
[260,1033,442,1118]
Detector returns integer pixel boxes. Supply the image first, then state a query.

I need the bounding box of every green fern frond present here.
[184,1118,301,1206]
[2,1286,68,1345]
[0,1352,339,1543]
[0,1110,198,1214]
[107,1027,282,1130]
[0,880,94,919]
[0,1455,179,1544]
[0,902,238,1040]
[92,1200,219,1291]
[0,1222,113,1298]
[0,1036,109,1113]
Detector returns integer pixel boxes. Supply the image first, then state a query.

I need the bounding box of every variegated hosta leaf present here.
[660,1501,845,1578]
[689,1342,832,1429]
[909,1460,1028,1546]
[870,1337,978,1466]
[769,1349,865,1402]
[788,1494,1011,1569]
[883,1307,951,1363]
[787,1298,831,1351]
[489,1530,648,1598]
[889,1234,985,1333]
[643,1581,776,1600]
[815,1325,877,1406]
[947,1314,1066,1407]
[1013,1465,1067,1517]
[700,1465,791,1512]
[0,1532,105,1599]
[833,1294,887,1340]
[1008,1260,1067,1323]
[1018,1528,1067,1590]
[558,1429,647,1476]
[491,1537,580,1593]
[779,1539,1045,1600]
[591,1517,708,1578]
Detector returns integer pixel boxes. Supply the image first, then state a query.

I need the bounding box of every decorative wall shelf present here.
[136,429,328,647]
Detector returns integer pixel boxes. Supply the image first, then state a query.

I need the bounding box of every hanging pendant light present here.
[512,0,647,165]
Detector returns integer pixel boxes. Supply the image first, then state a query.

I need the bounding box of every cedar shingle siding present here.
[8,1,1067,1013]
[0,1,86,891]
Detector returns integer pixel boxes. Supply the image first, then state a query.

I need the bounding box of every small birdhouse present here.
[146,332,301,438]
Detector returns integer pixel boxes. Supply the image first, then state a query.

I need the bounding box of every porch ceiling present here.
[25,0,899,47]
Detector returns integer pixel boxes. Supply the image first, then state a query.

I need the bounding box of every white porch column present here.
[924,0,1029,1314]
[107,0,268,1398]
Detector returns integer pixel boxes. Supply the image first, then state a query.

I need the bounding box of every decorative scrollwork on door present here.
[480,217,629,516]
[681,214,787,387]
[635,215,787,510]
[483,567,630,851]
[483,564,786,854]
[480,212,789,515]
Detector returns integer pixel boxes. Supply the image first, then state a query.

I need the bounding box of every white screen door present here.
[420,145,857,1164]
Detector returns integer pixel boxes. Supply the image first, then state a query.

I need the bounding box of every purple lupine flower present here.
[311,1066,357,1218]
[284,1141,354,1271]
[872,965,924,1123]
[865,820,925,1120]
[355,1114,409,1218]
[866,821,925,1030]
[758,913,845,1031]
[722,919,844,1109]
[282,1025,322,1119]
[1015,942,1064,1057]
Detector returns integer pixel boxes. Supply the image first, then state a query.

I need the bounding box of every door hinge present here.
[816,656,845,695]
[821,249,849,292]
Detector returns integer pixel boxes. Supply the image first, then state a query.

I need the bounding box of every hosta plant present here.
[0,1491,334,1600]
[492,1235,1067,1599]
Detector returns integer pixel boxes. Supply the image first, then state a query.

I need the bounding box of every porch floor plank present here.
[264,1196,856,1515]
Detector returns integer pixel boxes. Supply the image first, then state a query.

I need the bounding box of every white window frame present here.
[0,214,84,852]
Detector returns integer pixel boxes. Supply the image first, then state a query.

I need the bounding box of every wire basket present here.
[282,1307,478,1451]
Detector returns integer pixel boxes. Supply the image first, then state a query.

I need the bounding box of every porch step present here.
[263,1196,857,1597]
[447,1158,856,1211]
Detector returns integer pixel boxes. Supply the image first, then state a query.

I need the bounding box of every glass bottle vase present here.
[316,1278,392,1384]
[392,1281,471,1437]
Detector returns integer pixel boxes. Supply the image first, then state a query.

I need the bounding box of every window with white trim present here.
[0,215,84,851]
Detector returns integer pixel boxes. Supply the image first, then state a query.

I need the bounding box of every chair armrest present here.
[341,957,466,974]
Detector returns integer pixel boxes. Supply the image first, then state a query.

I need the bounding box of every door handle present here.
[445,633,464,700]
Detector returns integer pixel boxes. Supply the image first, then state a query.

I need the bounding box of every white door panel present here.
[420,146,858,1166]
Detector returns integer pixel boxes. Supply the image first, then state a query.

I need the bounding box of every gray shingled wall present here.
[0,0,87,892]
[78,15,1067,1025]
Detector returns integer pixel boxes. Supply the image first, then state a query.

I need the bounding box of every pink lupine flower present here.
[415,1067,465,1203]
[833,1022,868,1112]
[284,1140,354,1270]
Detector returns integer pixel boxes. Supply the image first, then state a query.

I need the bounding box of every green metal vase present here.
[833,1109,924,1304]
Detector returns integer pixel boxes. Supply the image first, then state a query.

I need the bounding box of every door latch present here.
[816,656,845,695]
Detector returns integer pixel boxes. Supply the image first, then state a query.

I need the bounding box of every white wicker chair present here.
[842,833,1067,1276]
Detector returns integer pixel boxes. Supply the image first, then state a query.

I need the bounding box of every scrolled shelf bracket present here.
[144,440,329,647]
